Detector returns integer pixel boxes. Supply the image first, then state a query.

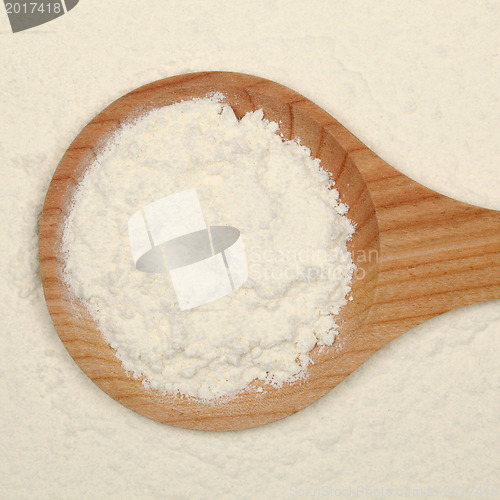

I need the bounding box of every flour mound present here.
[62,97,355,399]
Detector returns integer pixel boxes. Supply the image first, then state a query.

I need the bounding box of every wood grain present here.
[39,72,500,431]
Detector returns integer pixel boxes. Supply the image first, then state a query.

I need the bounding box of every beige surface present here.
[1,1,499,498]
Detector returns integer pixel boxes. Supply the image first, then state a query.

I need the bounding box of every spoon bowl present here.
[39,72,500,430]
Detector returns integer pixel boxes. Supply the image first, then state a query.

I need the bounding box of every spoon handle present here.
[349,148,500,339]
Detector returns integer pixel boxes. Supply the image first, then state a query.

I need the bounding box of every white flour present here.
[1,2,499,498]
[62,97,355,399]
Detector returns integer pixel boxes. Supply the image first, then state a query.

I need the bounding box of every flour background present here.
[0,1,499,498]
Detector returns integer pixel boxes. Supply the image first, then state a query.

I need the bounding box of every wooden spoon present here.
[39,72,500,431]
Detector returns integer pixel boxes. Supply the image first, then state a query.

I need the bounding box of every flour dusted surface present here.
[2,2,500,497]
[62,97,355,399]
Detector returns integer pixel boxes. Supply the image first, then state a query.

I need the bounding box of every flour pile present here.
[62,96,355,399]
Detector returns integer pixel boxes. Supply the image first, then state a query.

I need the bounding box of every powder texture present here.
[62,97,355,399]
